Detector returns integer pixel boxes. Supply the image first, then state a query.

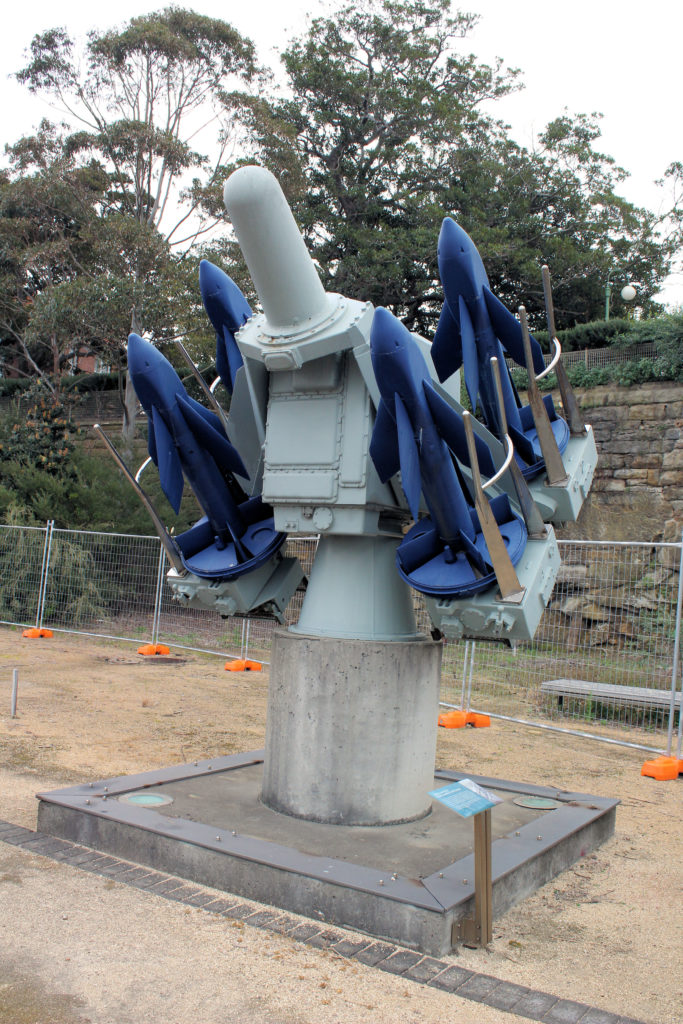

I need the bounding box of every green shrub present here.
[0,381,79,475]
[554,318,632,351]
[0,378,32,398]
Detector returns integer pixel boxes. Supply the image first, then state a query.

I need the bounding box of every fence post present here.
[665,532,683,757]
[36,520,55,631]
[463,641,476,711]
[10,669,18,718]
[150,543,166,648]
[460,641,470,709]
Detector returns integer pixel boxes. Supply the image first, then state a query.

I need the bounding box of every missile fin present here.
[147,417,158,466]
[369,397,400,482]
[179,392,226,435]
[422,380,497,478]
[224,325,245,392]
[483,286,545,374]
[457,526,488,576]
[430,300,463,382]
[215,324,244,394]
[394,392,422,522]
[151,405,185,513]
[459,296,480,410]
[508,423,541,467]
[175,391,249,480]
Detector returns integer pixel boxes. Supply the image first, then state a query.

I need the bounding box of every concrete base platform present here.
[37,752,618,956]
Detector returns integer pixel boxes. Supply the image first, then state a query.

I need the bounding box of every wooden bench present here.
[541,679,681,713]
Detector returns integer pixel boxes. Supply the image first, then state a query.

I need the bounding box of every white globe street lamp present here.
[605,276,638,320]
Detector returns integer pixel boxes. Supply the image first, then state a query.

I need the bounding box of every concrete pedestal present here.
[261,631,442,825]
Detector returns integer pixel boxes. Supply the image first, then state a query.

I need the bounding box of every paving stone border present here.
[0,820,647,1024]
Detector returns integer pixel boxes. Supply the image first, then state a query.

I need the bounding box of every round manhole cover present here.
[513,795,561,810]
[118,792,173,807]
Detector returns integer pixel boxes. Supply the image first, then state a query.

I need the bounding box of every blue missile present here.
[199,259,250,393]
[127,333,284,579]
[369,307,527,598]
[432,217,569,478]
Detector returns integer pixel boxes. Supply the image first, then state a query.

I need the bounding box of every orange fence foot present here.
[438,710,469,728]
[225,659,262,672]
[641,756,683,781]
[438,710,491,729]
[22,628,53,638]
[138,643,170,656]
[466,712,491,728]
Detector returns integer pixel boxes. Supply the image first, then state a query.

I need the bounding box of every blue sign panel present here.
[429,779,501,818]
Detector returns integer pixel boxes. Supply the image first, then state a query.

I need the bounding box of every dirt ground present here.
[0,627,680,1024]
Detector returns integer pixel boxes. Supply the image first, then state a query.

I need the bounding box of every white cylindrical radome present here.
[223,165,331,332]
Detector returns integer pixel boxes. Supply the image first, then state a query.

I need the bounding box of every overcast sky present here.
[1,0,680,305]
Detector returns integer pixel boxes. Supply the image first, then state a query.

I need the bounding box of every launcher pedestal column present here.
[261,628,442,826]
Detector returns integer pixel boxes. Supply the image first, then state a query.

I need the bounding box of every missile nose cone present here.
[127,332,157,373]
[370,307,405,355]
[438,217,472,260]
[372,306,396,333]
[199,258,223,298]
[199,259,252,334]
[438,217,488,298]
[127,333,184,412]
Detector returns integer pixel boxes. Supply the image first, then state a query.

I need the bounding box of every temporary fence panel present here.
[0,523,52,629]
[438,539,682,749]
[0,523,680,749]
[40,529,164,643]
[154,535,317,662]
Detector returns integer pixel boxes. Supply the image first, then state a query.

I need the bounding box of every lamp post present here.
[605,274,637,320]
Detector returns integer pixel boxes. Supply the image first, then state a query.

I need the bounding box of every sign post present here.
[429,778,500,946]
[472,806,493,945]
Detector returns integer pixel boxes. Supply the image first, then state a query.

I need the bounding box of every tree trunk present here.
[120,309,141,462]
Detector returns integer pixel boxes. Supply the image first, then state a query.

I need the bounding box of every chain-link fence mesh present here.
[43,529,163,640]
[154,536,318,661]
[437,540,682,743]
[506,342,657,374]
[1,525,680,748]
[0,524,50,628]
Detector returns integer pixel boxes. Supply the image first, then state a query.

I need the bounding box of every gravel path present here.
[0,629,679,1023]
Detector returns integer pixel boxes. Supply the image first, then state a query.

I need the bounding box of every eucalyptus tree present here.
[16,8,257,246]
[9,7,258,443]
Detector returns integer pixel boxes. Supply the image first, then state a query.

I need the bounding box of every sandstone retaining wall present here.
[567,382,683,542]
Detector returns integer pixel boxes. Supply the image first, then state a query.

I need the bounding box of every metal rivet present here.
[88,782,94,788]
[438,872,444,878]
[378,880,384,886]
[216,836,221,842]
[104,787,108,792]
[193,762,198,767]
[515,831,521,836]
[462,878,468,885]
[537,835,543,841]
[85,799,90,805]
[231,830,236,836]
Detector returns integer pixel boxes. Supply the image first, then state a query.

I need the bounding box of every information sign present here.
[429,778,502,818]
